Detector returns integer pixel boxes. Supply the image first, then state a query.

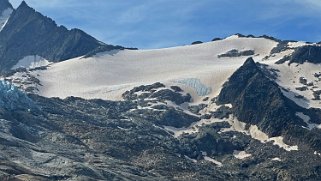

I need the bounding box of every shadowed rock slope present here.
[217,57,321,151]
[276,45,321,64]
[0,1,123,72]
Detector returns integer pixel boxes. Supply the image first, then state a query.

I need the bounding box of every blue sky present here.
[9,0,321,49]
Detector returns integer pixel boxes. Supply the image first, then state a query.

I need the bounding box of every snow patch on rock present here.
[296,112,321,130]
[184,155,197,163]
[233,151,251,159]
[271,157,282,161]
[221,118,247,134]
[204,156,223,167]
[268,137,298,151]
[314,151,321,156]
[164,117,225,138]
[12,55,51,70]
[222,118,299,151]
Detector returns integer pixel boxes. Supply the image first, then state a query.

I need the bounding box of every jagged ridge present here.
[0,1,123,72]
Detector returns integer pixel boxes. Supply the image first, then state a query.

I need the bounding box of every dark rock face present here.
[258,35,280,41]
[270,41,290,54]
[212,37,222,41]
[150,89,191,105]
[153,108,199,128]
[313,90,321,100]
[181,130,248,157]
[170,85,183,92]
[234,33,249,38]
[233,34,281,41]
[211,105,232,119]
[290,45,321,64]
[0,1,123,72]
[277,45,321,64]
[84,45,125,58]
[217,57,321,152]
[188,104,207,115]
[122,83,197,128]
[191,41,203,45]
[217,57,304,136]
[296,86,308,91]
[218,49,254,58]
[122,83,191,105]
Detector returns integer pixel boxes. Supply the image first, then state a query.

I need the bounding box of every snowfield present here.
[8,35,320,110]
[18,36,278,101]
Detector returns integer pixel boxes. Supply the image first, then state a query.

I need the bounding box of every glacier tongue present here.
[0,80,35,111]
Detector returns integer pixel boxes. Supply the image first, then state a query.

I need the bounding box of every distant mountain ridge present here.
[0,1,124,73]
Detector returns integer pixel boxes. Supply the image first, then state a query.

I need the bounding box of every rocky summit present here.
[0,1,321,181]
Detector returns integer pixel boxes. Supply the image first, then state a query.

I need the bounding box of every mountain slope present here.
[0,1,123,72]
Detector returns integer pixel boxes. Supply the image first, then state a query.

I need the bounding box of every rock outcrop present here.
[217,57,321,152]
[277,45,321,64]
[217,57,304,136]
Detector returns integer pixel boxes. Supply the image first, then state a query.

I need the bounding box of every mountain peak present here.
[17,0,33,11]
[236,57,259,73]
[217,57,261,106]
[20,0,28,7]
[243,57,256,66]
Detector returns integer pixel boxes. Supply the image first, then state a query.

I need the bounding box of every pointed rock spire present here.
[243,57,256,66]
[20,0,28,6]
[17,0,34,12]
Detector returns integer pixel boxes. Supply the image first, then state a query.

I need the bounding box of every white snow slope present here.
[15,35,278,101]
